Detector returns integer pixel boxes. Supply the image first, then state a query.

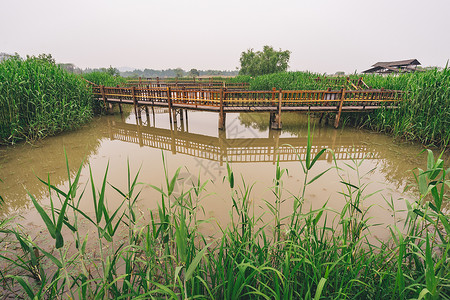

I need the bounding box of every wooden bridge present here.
[93,82,404,130]
[107,120,380,164]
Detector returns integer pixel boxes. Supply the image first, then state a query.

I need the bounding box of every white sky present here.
[1,0,449,73]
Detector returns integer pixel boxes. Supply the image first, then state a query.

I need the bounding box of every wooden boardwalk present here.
[108,120,380,164]
[93,83,404,129]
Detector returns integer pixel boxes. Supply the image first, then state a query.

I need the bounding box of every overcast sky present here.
[1,0,449,73]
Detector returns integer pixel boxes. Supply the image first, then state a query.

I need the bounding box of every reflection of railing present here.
[109,121,380,164]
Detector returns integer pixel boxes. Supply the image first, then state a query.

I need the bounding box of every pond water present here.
[0,109,446,240]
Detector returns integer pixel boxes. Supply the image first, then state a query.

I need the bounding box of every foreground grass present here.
[0,55,94,144]
[0,126,449,299]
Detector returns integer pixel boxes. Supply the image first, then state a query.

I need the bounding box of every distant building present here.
[363,59,421,74]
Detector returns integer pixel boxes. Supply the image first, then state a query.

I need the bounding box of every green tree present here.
[239,46,291,77]
[26,53,56,64]
[189,68,200,77]
[103,65,120,76]
[174,68,184,78]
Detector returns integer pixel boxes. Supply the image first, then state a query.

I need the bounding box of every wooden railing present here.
[93,85,404,129]
[93,86,403,109]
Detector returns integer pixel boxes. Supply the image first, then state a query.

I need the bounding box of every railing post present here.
[100,85,107,110]
[334,88,346,128]
[218,88,226,130]
[167,87,173,124]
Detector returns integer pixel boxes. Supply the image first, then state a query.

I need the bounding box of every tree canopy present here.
[239,46,291,77]
[189,68,200,77]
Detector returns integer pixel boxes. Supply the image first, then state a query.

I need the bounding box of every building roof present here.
[363,59,421,74]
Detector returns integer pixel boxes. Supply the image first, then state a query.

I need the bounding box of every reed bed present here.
[233,72,356,91]
[0,56,93,144]
[236,70,450,147]
[0,126,448,299]
[360,68,450,147]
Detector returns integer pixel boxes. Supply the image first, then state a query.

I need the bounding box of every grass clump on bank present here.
[0,55,94,144]
[0,127,448,299]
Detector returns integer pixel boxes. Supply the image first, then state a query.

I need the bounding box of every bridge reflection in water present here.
[107,114,380,164]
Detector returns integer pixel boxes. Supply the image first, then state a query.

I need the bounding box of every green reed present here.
[237,69,450,147]
[361,67,450,147]
[0,132,449,298]
[0,55,94,144]
[233,72,360,91]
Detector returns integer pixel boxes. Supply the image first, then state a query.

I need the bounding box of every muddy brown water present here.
[0,110,447,240]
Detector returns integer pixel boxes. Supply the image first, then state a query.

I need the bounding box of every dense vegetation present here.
[232,69,450,148]
[0,129,448,299]
[0,56,93,144]
[239,46,291,77]
[359,68,450,147]
[82,71,126,87]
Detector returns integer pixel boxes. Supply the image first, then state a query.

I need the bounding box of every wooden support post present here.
[138,77,142,87]
[185,109,189,132]
[173,109,177,124]
[218,130,227,166]
[170,126,177,154]
[167,87,173,124]
[131,86,140,119]
[180,108,184,120]
[273,129,280,164]
[218,88,226,130]
[334,88,346,128]
[117,85,123,114]
[137,120,143,147]
[271,89,283,130]
[156,77,160,87]
[145,106,149,121]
